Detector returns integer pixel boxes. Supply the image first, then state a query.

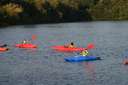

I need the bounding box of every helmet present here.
[71,42,74,45]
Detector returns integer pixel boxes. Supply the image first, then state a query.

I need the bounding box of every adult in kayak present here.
[0,44,8,47]
[80,49,88,56]
[64,42,75,48]
[0,44,9,51]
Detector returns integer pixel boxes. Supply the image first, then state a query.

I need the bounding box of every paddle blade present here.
[87,43,95,49]
[32,35,37,40]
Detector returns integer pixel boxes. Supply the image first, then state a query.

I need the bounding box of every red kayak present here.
[51,45,86,52]
[0,47,8,52]
[123,59,128,65]
[16,44,37,48]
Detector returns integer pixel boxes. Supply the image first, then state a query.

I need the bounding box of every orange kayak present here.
[0,47,8,52]
[16,44,37,48]
[123,59,128,65]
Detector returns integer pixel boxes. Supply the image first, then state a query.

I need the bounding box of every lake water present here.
[0,21,128,85]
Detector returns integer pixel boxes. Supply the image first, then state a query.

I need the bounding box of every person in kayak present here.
[0,44,7,47]
[80,50,88,56]
[64,42,75,48]
[22,40,27,44]
[0,44,9,50]
[22,39,30,44]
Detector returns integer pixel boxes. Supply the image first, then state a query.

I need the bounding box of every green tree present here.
[90,0,128,20]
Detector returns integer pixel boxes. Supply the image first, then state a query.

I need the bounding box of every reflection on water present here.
[83,62,96,85]
[0,21,128,85]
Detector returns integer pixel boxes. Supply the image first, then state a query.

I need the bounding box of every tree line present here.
[0,0,92,26]
[0,0,127,26]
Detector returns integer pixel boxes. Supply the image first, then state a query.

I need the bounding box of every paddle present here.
[31,34,37,40]
[28,34,38,44]
[86,43,95,50]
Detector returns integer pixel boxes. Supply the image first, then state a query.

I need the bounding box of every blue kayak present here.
[65,55,101,62]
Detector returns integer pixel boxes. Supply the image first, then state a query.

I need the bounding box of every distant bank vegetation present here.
[0,0,128,26]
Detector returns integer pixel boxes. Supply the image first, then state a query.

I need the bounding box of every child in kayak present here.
[22,39,30,44]
[64,42,75,48]
[22,40,27,44]
[80,50,88,56]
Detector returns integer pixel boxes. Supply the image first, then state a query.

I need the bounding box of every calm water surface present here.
[0,21,128,85]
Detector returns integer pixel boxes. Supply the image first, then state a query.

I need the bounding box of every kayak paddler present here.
[0,44,8,47]
[22,39,30,44]
[64,42,75,48]
[80,49,88,56]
